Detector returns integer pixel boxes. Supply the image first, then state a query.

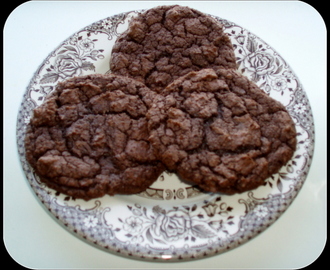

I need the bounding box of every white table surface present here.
[4,1,326,269]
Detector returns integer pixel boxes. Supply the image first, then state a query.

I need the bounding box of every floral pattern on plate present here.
[16,10,314,261]
[39,36,104,84]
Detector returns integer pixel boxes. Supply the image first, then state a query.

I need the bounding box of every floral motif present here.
[254,205,268,219]
[55,53,83,78]
[152,209,188,241]
[232,34,278,81]
[243,51,276,77]
[114,202,234,244]
[40,36,104,84]
[101,19,112,30]
[202,203,218,217]
[84,13,129,38]
[77,38,95,52]
[123,216,143,233]
[294,103,307,114]
[271,77,288,92]
[226,28,301,100]
[83,216,98,228]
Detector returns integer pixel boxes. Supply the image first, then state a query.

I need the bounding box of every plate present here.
[16,9,314,261]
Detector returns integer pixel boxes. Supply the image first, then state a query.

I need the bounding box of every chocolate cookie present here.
[110,5,237,93]
[25,74,164,200]
[147,69,297,194]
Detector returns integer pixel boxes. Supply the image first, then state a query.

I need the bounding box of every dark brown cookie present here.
[25,74,164,200]
[147,68,297,194]
[110,5,237,93]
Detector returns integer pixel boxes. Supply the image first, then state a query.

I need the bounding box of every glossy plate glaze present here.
[17,10,314,261]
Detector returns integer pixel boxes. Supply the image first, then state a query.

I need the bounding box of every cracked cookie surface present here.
[147,68,297,194]
[110,5,237,93]
[25,74,164,200]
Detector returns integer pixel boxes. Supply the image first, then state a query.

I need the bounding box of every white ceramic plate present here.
[17,10,314,261]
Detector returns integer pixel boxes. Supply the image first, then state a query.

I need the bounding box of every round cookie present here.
[110,5,237,93]
[25,74,164,200]
[147,68,297,194]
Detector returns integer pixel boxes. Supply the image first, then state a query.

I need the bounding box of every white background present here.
[4,1,326,269]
